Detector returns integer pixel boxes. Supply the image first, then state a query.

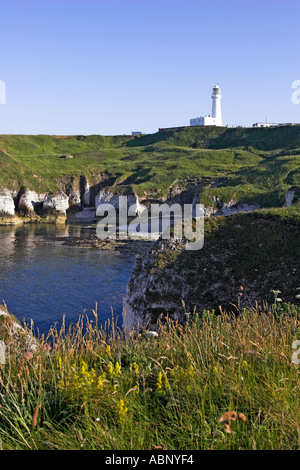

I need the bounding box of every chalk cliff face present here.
[215,200,261,216]
[0,306,38,351]
[18,188,86,216]
[0,172,298,225]
[80,175,91,207]
[18,190,46,214]
[0,187,82,221]
[283,187,297,207]
[43,192,70,214]
[0,189,15,216]
[95,188,142,216]
[68,190,81,209]
[123,237,185,331]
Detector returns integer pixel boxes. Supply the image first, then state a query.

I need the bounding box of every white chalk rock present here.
[283,187,297,207]
[95,189,141,216]
[18,190,45,213]
[43,192,69,214]
[68,190,81,208]
[0,189,15,216]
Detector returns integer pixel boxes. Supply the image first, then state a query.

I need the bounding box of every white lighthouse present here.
[211,84,222,126]
[190,84,223,127]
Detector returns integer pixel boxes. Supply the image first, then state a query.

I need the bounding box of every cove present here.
[0,223,139,334]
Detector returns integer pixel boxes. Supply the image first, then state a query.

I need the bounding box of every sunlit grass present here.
[0,302,299,450]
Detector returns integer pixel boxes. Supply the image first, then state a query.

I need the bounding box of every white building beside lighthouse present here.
[190,84,223,127]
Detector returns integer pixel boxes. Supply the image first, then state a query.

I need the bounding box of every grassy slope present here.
[0,135,133,192]
[0,126,299,207]
[126,204,300,324]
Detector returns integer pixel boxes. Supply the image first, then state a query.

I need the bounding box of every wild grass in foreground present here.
[0,303,299,450]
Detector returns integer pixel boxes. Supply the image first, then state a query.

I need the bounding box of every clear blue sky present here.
[1,0,299,135]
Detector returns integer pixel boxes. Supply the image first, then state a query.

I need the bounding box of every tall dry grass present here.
[0,302,299,450]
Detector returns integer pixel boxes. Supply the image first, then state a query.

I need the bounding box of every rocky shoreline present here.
[1,161,298,230]
[1,175,285,227]
[55,233,153,256]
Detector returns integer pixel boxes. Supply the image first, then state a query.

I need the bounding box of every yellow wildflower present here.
[116,399,128,424]
[157,371,164,394]
[241,360,250,370]
[107,361,121,377]
[156,371,168,395]
[108,362,114,377]
[97,376,104,391]
[115,361,121,376]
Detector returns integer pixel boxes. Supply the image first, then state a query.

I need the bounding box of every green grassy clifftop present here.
[0,126,299,209]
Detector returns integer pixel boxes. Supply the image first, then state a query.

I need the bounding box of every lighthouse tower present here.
[190,84,223,127]
[211,84,222,126]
